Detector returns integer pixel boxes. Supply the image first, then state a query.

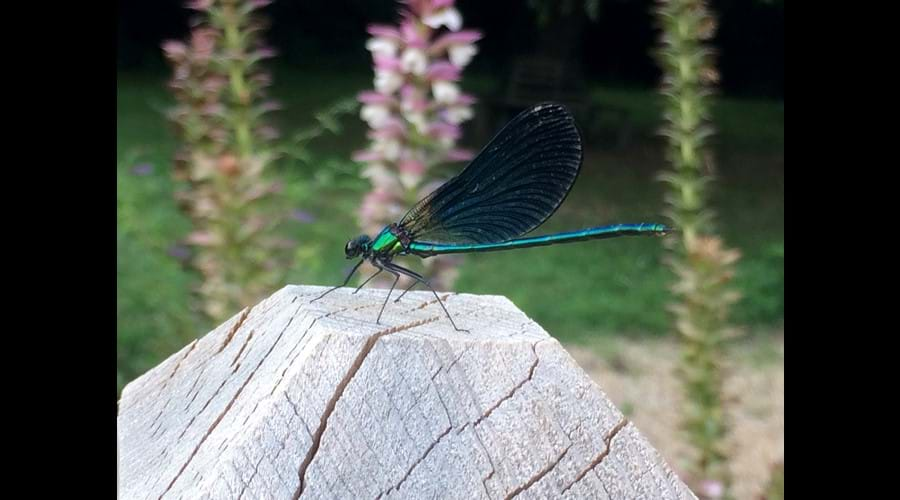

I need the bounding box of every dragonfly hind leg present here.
[382,261,469,333]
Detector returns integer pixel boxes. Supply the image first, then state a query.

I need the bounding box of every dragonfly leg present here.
[354,268,383,294]
[376,266,401,325]
[393,280,418,303]
[383,261,469,333]
[311,259,364,302]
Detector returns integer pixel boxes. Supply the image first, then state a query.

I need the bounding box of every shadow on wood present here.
[117,285,695,499]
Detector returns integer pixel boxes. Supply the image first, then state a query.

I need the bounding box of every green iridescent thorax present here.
[370,227,403,255]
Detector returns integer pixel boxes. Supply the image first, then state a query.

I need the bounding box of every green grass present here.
[592,85,785,152]
[118,147,202,388]
[117,67,783,391]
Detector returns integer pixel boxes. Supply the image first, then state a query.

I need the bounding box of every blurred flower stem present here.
[353,0,481,290]
[654,0,741,497]
[164,0,289,323]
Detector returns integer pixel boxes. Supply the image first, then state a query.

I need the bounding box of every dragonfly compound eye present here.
[344,239,358,258]
[345,235,371,258]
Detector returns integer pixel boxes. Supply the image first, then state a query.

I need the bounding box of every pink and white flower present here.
[355,0,480,289]
[401,47,428,75]
[398,157,426,189]
[423,6,462,31]
[366,37,399,58]
[360,104,391,128]
[443,105,473,124]
[431,31,481,67]
[432,80,460,104]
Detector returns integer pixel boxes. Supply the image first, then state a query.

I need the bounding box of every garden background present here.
[117,1,783,498]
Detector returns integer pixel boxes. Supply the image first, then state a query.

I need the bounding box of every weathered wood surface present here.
[117,285,695,500]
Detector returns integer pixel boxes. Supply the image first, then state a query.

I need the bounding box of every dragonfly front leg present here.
[311,258,364,302]
[354,267,383,294]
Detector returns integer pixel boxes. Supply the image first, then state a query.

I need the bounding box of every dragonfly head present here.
[345,235,372,259]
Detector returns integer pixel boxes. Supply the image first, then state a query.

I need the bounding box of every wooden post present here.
[118,285,696,499]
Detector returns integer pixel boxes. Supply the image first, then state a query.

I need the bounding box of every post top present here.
[117,284,694,500]
[280,284,551,344]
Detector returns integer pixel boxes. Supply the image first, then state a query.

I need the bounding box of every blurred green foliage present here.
[764,461,784,500]
[118,150,204,391]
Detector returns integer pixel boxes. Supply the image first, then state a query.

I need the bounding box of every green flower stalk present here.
[654,0,741,497]
[164,0,288,323]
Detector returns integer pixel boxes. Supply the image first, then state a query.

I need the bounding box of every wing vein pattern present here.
[400,103,583,245]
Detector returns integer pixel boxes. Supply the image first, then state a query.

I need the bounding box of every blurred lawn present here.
[117,68,783,388]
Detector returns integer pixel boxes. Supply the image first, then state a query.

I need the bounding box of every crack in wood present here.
[437,343,472,381]
[230,330,255,370]
[482,468,495,498]
[268,300,381,399]
[120,289,690,500]
[242,307,322,426]
[218,306,253,354]
[236,417,294,500]
[473,342,541,428]
[474,324,543,497]
[161,374,245,498]
[159,304,301,499]
[149,409,166,439]
[431,379,453,427]
[599,477,612,498]
[458,404,497,496]
[268,312,323,399]
[284,392,313,439]
[237,447,264,500]
[167,340,198,382]
[271,427,295,493]
[633,464,659,497]
[400,382,430,420]
[388,425,453,496]
[183,366,208,412]
[559,417,630,495]
[293,316,439,500]
[454,422,497,495]
[505,443,573,499]
[359,398,395,491]
[146,339,201,435]
[407,292,451,312]
[178,376,231,441]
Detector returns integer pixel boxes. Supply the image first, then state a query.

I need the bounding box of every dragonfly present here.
[314,103,673,332]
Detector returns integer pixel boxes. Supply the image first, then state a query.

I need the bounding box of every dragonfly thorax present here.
[344,235,372,259]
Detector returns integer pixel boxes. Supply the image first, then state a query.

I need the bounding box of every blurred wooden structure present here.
[117,285,695,499]
[478,56,633,148]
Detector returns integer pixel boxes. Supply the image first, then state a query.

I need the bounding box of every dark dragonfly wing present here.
[399,103,583,244]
